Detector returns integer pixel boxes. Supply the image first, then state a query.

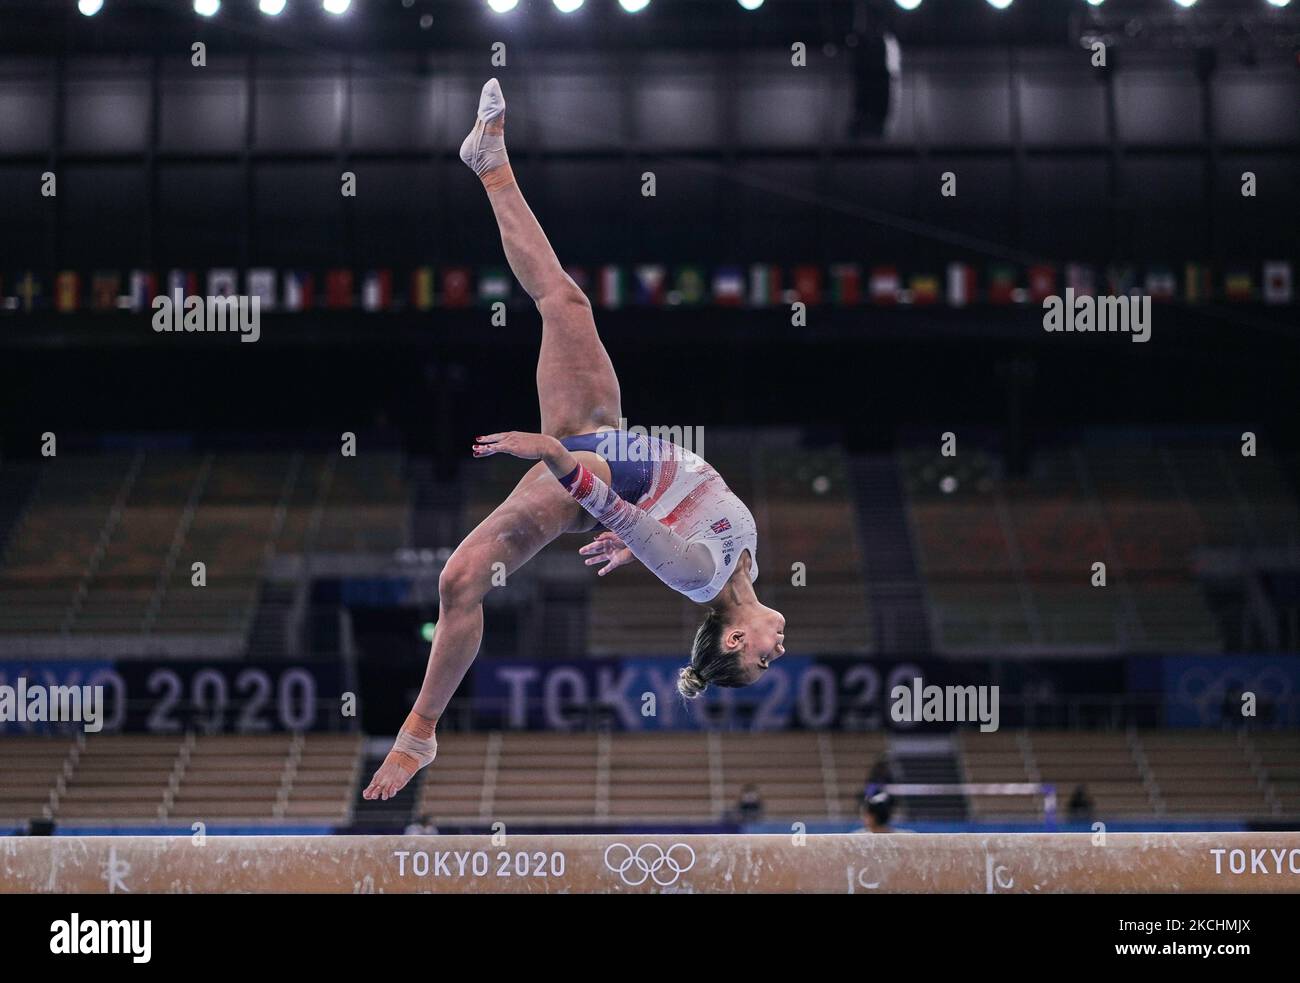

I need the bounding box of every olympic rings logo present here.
[603,842,697,887]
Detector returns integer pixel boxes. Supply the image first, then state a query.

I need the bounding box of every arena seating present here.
[314,452,411,553]
[1253,732,1300,815]
[758,446,873,653]
[1020,730,1154,818]
[414,730,888,826]
[0,454,138,634]
[3,434,1292,658]
[1,729,1292,829]
[0,733,362,826]
[168,734,362,823]
[957,731,1046,819]
[1139,731,1269,817]
[0,451,412,640]
[902,439,1299,652]
[0,735,74,823]
[957,729,1285,821]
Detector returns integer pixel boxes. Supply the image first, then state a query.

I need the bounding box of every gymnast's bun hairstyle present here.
[679,608,750,699]
[677,665,709,700]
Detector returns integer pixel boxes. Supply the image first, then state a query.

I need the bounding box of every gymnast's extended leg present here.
[461,78,622,438]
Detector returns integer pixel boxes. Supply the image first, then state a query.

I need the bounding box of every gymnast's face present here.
[729,604,786,684]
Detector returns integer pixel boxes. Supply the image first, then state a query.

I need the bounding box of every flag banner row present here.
[0,260,1294,314]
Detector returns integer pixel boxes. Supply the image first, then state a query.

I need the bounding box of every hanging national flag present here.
[1224,267,1254,302]
[829,263,862,306]
[987,265,1017,305]
[1027,264,1057,303]
[363,269,393,311]
[869,266,900,305]
[55,271,80,313]
[672,266,705,306]
[207,268,237,298]
[946,262,976,307]
[326,269,354,308]
[712,266,744,307]
[409,268,432,312]
[633,264,666,306]
[167,269,198,300]
[441,267,471,307]
[1065,262,1096,297]
[91,272,121,311]
[477,267,510,305]
[1263,261,1293,305]
[284,271,315,312]
[16,272,42,312]
[791,265,822,306]
[1184,262,1211,304]
[128,271,157,313]
[1105,264,1137,297]
[909,273,940,306]
[408,268,433,311]
[247,268,277,311]
[597,265,624,309]
[748,264,781,307]
[1144,266,1176,303]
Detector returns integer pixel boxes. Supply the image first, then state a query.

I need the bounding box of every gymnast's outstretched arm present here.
[473,431,716,593]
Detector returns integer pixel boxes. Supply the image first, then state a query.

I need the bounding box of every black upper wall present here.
[1,41,1296,273]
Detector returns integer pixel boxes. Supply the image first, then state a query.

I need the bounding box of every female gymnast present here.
[364,80,784,800]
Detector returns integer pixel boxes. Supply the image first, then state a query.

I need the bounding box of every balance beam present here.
[3,833,1299,894]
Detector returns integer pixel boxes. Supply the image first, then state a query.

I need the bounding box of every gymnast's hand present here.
[472,430,563,461]
[579,531,636,577]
